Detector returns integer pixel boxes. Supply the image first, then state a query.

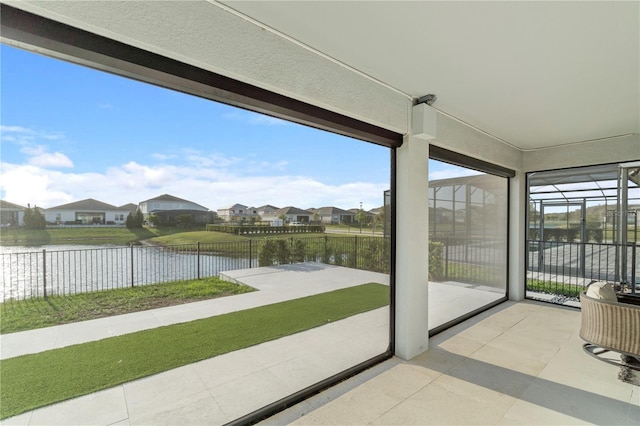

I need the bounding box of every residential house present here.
[0,200,25,226]
[216,203,258,222]
[255,204,279,219]
[312,206,355,224]
[139,194,213,224]
[44,199,132,225]
[262,206,313,224]
[118,203,138,214]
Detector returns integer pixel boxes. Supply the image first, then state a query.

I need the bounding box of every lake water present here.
[0,244,250,301]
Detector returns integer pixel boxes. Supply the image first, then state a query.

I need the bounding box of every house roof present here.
[316,206,354,216]
[348,208,373,216]
[46,198,119,211]
[276,206,312,215]
[0,200,26,210]
[140,194,209,211]
[118,203,138,212]
[256,204,279,211]
[218,203,248,211]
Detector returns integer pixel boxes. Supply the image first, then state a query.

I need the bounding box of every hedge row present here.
[529,228,604,243]
[206,224,325,235]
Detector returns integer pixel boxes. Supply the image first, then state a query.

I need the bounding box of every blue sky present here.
[1,44,468,211]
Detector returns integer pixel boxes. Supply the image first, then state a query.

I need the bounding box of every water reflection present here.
[0,244,245,301]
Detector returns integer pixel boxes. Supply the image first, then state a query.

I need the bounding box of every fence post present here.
[197,241,201,280]
[353,235,358,268]
[324,235,328,264]
[42,249,47,299]
[249,239,253,269]
[290,237,293,264]
[444,239,449,279]
[130,244,135,287]
[632,244,637,296]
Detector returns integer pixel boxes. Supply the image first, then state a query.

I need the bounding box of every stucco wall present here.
[431,113,522,172]
[523,133,640,172]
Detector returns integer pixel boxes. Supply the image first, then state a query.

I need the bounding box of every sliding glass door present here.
[428,155,509,332]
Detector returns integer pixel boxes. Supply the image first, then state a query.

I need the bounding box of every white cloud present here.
[1,125,35,145]
[185,152,241,168]
[0,163,74,207]
[151,153,176,161]
[1,126,64,144]
[0,160,387,211]
[1,125,33,134]
[22,146,73,168]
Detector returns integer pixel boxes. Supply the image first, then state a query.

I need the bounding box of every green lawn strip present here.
[526,279,582,298]
[150,231,379,246]
[0,283,388,419]
[150,230,247,245]
[0,226,198,246]
[0,277,255,334]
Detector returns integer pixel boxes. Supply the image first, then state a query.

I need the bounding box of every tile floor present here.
[266,301,639,425]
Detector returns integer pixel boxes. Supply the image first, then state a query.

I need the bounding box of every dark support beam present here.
[0,4,403,148]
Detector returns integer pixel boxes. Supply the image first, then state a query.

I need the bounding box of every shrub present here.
[291,239,306,262]
[126,208,144,229]
[428,240,443,280]
[258,239,291,266]
[206,224,325,235]
[359,238,390,273]
[23,205,46,230]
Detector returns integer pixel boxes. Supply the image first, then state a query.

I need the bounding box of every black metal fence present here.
[9,235,632,304]
[429,238,639,302]
[0,236,390,302]
[429,238,507,289]
[526,240,638,299]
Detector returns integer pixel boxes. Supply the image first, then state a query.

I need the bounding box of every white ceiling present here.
[218,1,639,151]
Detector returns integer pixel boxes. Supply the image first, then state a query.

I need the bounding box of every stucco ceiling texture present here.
[220,1,640,151]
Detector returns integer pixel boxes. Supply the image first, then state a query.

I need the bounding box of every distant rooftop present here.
[46,198,121,211]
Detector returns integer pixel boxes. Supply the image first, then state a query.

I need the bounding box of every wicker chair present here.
[580,291,640,377]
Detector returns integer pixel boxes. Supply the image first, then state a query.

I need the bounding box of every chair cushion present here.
[586,281,618,302]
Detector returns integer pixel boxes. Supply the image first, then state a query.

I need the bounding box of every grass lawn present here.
[0,226,196,246]
[0,226,384,248]
[0,277,255,334]
[526,279,582,298]
[150,230,379,246]
[0,283,389,419]
[149,230,247,245]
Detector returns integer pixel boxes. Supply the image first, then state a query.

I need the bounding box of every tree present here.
[278,214,287,225]
[148,213,160,227]
[372,210,383,235]
[355,209,368,233]
[126,208,144,229]
[312,211,320,224]
[135,208,144,227]
[23,204,46,229]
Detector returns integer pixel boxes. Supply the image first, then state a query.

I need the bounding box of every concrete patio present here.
[268,301,639,426]
[1,263,637,425]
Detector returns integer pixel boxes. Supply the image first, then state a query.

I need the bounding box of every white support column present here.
[394,103,435,360]
[509,171,526,301]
